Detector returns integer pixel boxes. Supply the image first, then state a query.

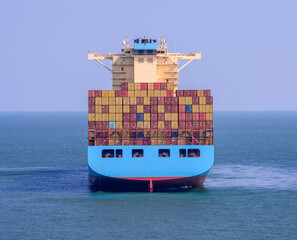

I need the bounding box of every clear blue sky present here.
[1,0,296,111]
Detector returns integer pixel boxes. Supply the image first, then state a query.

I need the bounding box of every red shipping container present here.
[143,138,150,145]
[192,97,199,105]
[123,121,130,129]
[206,121,213,129]
[160,82,167,90]
[95,122,102,130]
[186,122,193,129]
[167,90,174,97]
[151,121,158,129]
[172,97,179,105]
[154,83,161,90]
[143,105,150,113]
[158,113,165,121]
[150,97,158,105]
[88,121,95,129]
[193,121,199,129]
[179,113,186,121]
[199,113,206,121]
[190,90,197,97]
[172,105,178,113]
[151,106,158,113]
[151,113,158,121]
[204,90,211,97]
[88,96,95,105]
[121,90,128,97]
[164,130,172,138]
[89,105,95,113]
[179,105,185,113]
[165,121,171,129]
[89,90,95,97]
[165,105,171,113]
[199,122,206,129]
[130,113,137,122]
[115,90,122,97]
[130,105,137,113]
[184,90,191,97]
[206,96,213,104]
[136,97,144,105]
[164,97,172,105]
[102,105,109,113]
[193,113,199,121]
[179,121,186,129]
[121,83,128,90]
[95,90,102,97]
[130,122,137,129]
[164,138,172,145]
[123,113,130,121]
[136,139,144,145]
[141,83,148,90]
[186,113,193,121]
[158,97,165,105]
[102,121,109,129]
[176,90,183,97]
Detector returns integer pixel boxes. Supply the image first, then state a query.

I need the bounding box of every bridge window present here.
[138,58,144,63]
[188,149,200,158]
[132,149,143,158]
[159,149,170,157]
[147,58,153,63]
[116,149,123,158]
[179,149,186,157]
[102,149,114,158]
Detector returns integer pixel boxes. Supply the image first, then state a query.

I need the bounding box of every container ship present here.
[88,37,214,192]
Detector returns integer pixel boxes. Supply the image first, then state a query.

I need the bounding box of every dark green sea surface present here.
[0,112,296,239]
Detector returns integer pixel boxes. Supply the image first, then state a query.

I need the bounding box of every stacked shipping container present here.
[88,82,213,146]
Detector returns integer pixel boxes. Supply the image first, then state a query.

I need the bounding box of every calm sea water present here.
[0,112,296,239]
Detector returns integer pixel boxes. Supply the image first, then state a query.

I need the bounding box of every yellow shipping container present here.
[128,91,135,97]
[115,97,122,105]
[144,113,150,121]
[206,105,213,113]
[109,97,116,105]
[102,97,109,105]
[116,114,122,121]
[95,114,101,121]
[167,82,174,90]
[95,97,102,106]
[172,113,178,121]
[200,96,206,104]
[158,139,164,145]
[160,90,167,97]
[151,139,158,145]
[144,121,150,128]
[95,106,102,113]
[148,90,154,97]
[179,97,186,105]
[123,97,129,105]
[148,83,154,91]
[143,97,150,105]
[137,122,144,128]
[137,105,144,113]
[140,90,147,97]
[197,90,204,97]
[108,90,115,97]
[171,121,178,129]
[165,113,172,121]
[158,132,164,138]
[130,97,137,105]
[116,105,122,113]
[109,114,116,121]
[135,83,141,91]
[128,83,135,91]
[158,105,165,113]
[186,97,192,105]
[116,122,122,129]
[193,105,199,113]
[109,106,116,113]
[101,113,108,121]
[123,105,130,113]
[88,113,95,121]
[154,90,161,97]
[158,121,165,129]
[206,113,213,121]
[135,91,141,97]
[199,105,206,113]
[109,139,116,145]
[102,90,109,97]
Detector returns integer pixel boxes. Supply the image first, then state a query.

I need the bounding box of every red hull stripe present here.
[115,177,184,181]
